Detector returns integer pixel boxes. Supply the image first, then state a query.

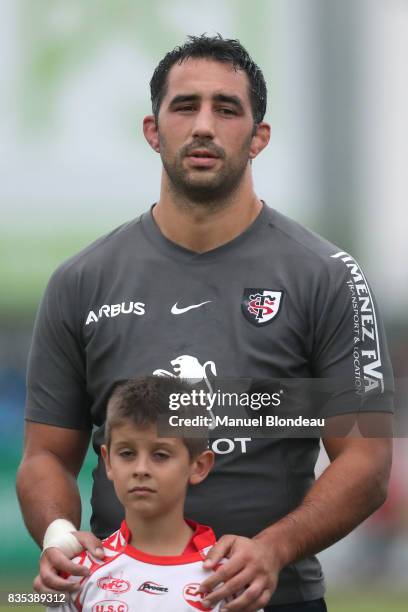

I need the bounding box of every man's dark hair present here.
[105,376,209,458]
[150,34,267,125]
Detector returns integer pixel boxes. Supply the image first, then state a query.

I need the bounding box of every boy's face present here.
[101,421,213,520]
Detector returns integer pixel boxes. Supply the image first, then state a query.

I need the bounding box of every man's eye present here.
[177,105,194,112]
[218,108,236,115]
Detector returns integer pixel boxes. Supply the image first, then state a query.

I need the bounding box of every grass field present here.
[326,593,408,612]
[1,571,407,610]
[1,592,407,611]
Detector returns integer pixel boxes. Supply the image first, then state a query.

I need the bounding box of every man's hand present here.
[34,530,104,593]
[199,534,280,611]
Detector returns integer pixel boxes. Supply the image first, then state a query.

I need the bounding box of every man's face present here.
[102,421,196,520]
[156,58,257,203]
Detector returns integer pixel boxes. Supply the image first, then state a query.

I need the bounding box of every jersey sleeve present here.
[45,594,79,612]
[45,550,95,612]
[44,555,85,612]
[311,250,394,417]
[25,264,91,429]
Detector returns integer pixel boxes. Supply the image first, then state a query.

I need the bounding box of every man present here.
[17,35,393,611]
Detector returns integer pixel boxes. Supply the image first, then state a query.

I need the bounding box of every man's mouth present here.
[188,149,218,158]
[187,150,220,167]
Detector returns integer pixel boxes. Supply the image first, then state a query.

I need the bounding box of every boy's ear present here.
[189,450,214,486]
[101,444,113,481]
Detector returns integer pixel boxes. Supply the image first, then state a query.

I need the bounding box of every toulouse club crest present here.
[242,289,283,326]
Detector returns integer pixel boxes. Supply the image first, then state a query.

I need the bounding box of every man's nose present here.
[192,107,215,139]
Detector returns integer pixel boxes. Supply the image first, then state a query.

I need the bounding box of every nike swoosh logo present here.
[171,301,212,315]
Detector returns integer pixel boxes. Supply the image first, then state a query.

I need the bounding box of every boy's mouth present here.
[128,486,155,495]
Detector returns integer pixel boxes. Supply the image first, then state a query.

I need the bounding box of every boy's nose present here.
[132,456,150,476]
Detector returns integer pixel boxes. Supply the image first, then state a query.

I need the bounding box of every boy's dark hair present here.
[105,376,209,458]
[150,34,267,125]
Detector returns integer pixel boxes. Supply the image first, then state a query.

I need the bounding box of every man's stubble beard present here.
[159,132,253,210]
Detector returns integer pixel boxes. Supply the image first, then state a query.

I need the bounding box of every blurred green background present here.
[1,1,407,610]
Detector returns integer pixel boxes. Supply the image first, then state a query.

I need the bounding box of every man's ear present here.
[143,115,160,153]
[101,444,113,481]
[189,450,215,486]
[249,121,271,160]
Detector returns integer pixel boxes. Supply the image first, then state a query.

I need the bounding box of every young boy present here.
[47,376,223,611]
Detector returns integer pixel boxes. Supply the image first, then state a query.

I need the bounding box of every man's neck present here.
[153,172,263,253]
[126,508,194,556]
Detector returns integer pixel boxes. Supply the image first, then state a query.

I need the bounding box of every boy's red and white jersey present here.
[48,520,223,612]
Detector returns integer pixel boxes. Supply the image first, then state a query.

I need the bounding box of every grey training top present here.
[26,203,393,605]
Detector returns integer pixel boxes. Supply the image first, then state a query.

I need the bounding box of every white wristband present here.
[42,519,83,557]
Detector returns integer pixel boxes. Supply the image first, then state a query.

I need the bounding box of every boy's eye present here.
[118,449,134,458]
[153,452,170,460]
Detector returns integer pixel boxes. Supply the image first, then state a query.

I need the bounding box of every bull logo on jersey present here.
[183,583,212,610]
[153,355,217,429]
[153,355,217,383]
[242,289,283,326]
